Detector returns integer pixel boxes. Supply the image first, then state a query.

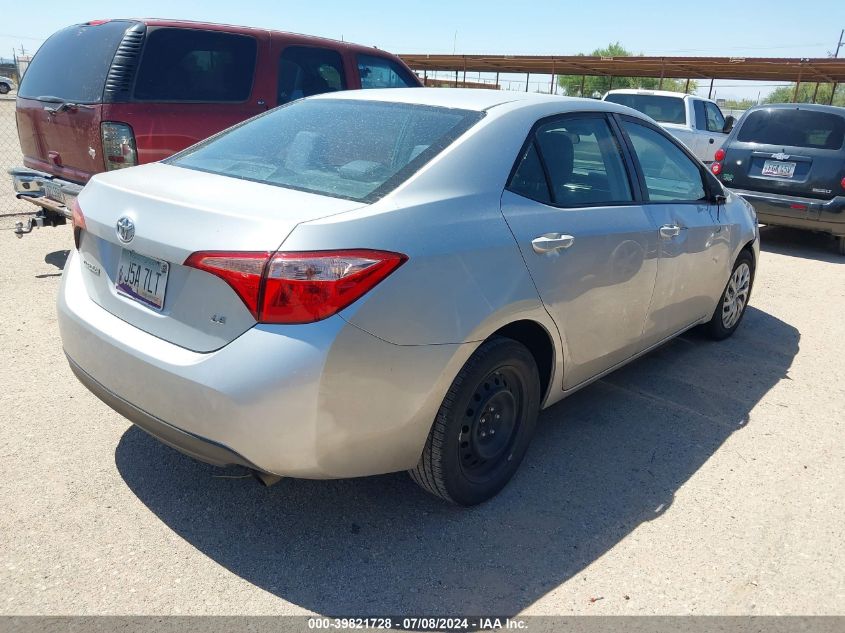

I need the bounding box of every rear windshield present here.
[604,94,686,124]
[134,28,257,102]
[736,109,845,150]
[18,21,132,103]
[169,99,483,202]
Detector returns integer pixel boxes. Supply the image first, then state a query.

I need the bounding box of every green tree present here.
[764,83,844,106]
[557,43,697,97]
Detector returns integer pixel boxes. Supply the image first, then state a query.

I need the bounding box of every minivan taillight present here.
[714,148,726,162]
[70,198,86,250]
[184,249,407,324]
[101,122,137,171]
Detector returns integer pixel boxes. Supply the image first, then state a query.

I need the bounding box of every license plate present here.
[42,181,64,203]
[761,160,796,178]
[116,249,169,311]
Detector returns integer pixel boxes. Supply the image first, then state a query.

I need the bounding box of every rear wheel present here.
[0,83,10,95]
[837,236,845,256]
[409,337,540,506]
[705,250,754,340]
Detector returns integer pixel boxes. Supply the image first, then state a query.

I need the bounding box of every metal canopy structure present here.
[399,54,845,84]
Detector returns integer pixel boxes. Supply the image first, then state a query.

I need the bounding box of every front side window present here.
[357,54,417,89]
[133,28,257,102]
[169,99,483,202]
[622,120,706,202]
[278,46,347,105]
[510,116,632,207]
[604,93,686,125]
[705,102,726,133]
[736,109,845,150]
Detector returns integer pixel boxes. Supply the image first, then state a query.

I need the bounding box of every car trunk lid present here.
[74,163,365,352]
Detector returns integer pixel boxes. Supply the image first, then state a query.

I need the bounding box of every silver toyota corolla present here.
[58,88,759,505]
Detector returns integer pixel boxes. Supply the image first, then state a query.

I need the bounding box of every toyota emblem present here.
[116,216,135,244]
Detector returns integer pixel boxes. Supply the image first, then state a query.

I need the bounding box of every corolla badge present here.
[771,152,790,160]
[116,216,135,244]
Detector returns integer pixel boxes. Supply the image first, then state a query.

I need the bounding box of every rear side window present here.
[357,54,418,88]
[278,46,347,105]
[622,120,706,202]
[134,28,257,102]
[19,21,132,103]
[510,116,632,207]
[604,94,686,125]
[170,99,483,202]
[736,109,845,150]
[510,144,551,204]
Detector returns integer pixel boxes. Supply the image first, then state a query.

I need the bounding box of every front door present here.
[500,113,658,390]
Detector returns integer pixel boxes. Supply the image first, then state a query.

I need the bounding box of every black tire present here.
[409,336,541,506]
[705,250,755,340]
[0,83,10,95]
[837,236,845,257]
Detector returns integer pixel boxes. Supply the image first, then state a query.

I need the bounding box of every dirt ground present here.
[0,216,842,615]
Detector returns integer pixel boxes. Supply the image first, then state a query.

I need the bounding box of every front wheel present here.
[0,83,9,95]
[409,337,541,506]
[705,250,755,340]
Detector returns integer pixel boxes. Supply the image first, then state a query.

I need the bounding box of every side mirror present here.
[722,115,736,134]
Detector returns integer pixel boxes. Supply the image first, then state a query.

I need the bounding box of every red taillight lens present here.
[714,148,726,162]
[841,176,845,189]
[711,162,722,176]
[70,198,86,249]
[184,249,407,324]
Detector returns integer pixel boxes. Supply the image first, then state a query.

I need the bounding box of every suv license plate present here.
[116,249,169,311]
[42,181,64,203]
[761,160,796,178]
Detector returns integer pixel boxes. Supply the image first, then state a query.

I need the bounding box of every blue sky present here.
[2,0,843,100]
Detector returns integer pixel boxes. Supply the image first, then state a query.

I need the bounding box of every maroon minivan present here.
[11,19,421,232]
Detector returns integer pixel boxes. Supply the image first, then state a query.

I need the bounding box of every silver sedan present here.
[58,88,759,505]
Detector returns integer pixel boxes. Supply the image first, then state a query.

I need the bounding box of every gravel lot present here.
[0,209,843,615]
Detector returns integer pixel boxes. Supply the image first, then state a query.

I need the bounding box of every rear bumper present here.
[58,250,471,479]
[9,167,84,218]
[730,188,845,236]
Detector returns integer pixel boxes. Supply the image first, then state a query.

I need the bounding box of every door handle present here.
[531,233,575,254]
[659,224,682,238]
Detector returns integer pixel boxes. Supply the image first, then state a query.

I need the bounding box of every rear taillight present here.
[841,176,845,190]
[101,122,137,171]
[70,198,86,250]
[711,162,722,176]
[184,249,407,324]
[714,148,726,162]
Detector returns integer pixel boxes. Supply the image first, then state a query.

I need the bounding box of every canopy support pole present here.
[708,78,714,99]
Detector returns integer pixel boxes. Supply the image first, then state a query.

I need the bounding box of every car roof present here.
[312,87,629,113]
[605,88,698,99]
[741,102,845,116]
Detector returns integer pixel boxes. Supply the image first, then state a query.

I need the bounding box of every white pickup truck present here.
[603,89,735,163]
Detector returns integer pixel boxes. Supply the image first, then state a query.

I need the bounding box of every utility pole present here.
[835,29,844,57]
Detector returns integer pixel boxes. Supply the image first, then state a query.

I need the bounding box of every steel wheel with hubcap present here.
[410,337,540,505]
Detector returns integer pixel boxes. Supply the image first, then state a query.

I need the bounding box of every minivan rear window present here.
[604,94,686,124]
[133,28,257,102]
[736,109,845,150]
[169,99,483,202]
[18,21,132,103]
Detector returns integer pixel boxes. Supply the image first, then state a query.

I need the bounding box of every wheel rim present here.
[458,366,523,482]
[721,262,751,329]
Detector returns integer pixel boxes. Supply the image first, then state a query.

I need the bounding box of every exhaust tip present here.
[252,470,282,487]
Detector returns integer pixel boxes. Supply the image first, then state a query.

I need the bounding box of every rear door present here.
[724,108,845,209]
[500,113,658,390]
[104,26,270,164]
[618,116,731,343]
[15,20,138,182]
[274,43,348,106]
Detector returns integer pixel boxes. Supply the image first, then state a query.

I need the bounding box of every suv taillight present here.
[101,122,137,171]
[184,249,407,324]
[70,198,86,250]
